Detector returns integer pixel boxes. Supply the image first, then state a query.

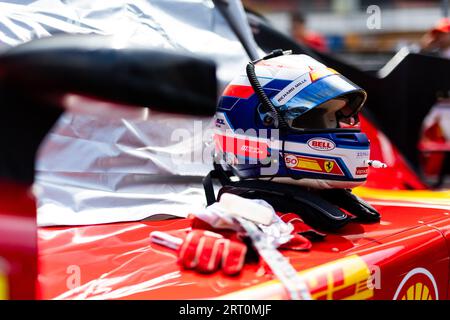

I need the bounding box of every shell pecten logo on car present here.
[393,268,438,300]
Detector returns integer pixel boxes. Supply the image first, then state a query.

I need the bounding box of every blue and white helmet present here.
[214,52,371,189]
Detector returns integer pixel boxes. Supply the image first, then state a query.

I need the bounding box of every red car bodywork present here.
[0,180,37,300]
[1,116,449,300]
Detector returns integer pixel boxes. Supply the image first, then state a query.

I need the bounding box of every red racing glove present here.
[150,228,247,275]
[179,229,247,275]
[277,212,326,241]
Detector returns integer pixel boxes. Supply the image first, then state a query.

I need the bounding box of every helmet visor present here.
[288,98,361,130]
[275,74,366,130]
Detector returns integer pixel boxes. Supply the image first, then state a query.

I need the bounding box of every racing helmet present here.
[214,50,371,189]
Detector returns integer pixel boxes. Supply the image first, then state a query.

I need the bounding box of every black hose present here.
[246,58,291,181]
[246,62,289,130]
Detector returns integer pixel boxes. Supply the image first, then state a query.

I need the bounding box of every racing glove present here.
[277,212,326,241]
[179,229,247,275]
[150,228,247,275]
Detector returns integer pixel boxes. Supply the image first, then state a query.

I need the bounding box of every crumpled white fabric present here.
[194,199,294,247]
[0,0,258,226]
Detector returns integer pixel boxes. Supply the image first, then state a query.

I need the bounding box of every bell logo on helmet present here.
[307,138,336,151]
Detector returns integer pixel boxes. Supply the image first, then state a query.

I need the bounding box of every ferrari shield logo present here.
[324,161,334,173]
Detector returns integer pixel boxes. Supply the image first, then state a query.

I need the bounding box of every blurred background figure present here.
[420,18,450,58]
[291,11,329,52]
[243,0,449,70]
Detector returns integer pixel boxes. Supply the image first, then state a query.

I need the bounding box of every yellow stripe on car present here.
[0,271,8,300]
[353,187,450,206]
[218,255,373,300]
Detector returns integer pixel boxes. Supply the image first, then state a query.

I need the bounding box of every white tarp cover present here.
[0,0,255,226]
